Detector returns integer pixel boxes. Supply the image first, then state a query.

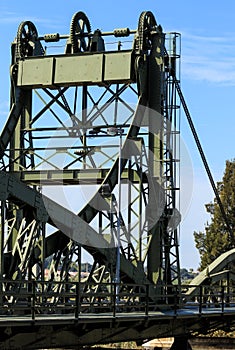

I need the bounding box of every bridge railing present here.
[181,284,235,313]
[0,280,234,319]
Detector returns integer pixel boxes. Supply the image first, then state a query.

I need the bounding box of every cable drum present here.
[113,28,130,37]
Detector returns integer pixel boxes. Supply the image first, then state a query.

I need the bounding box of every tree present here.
[194,160,235,270]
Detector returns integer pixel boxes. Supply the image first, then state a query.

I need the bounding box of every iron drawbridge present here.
[0,10,235,350]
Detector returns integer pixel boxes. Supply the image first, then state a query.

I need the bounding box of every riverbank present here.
[190,337,235,349]
[142,337,235,349]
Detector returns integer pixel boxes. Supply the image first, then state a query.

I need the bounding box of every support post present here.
[170,337,192,350]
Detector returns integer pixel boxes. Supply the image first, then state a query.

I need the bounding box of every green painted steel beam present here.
[186,247,235,298]
[0,88,24,158]
[17,50,135,88]
[11,168,147,185]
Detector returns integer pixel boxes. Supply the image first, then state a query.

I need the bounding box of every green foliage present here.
[194,160,235,270]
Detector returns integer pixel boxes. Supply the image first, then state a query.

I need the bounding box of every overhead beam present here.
[17,50,135,89]
[11,168,147,185]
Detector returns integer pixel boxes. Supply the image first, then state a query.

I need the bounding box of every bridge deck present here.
[1,305,235,326]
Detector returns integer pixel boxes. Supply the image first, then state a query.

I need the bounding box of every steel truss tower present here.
[0,11,181,306]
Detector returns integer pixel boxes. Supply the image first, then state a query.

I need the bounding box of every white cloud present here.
[0,101,8,116]
[0,11,21,24]
[0,11,62,31]
[180,31,235,85]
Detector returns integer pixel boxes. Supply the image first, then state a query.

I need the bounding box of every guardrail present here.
[0,280,234,320]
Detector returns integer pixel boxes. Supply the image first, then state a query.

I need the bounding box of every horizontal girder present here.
[17,50,135,88]
[10,168,147,185]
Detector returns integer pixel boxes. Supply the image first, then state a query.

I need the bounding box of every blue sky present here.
[0,0,235,270]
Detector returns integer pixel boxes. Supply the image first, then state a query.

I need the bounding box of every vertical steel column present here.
[147,30,165,284]
[82,85,88,169]
[0,201,5,278]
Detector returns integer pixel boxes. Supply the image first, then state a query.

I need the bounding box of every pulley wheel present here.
[70,11,92,53]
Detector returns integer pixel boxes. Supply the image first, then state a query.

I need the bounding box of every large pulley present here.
[135,11,158,54]
[16,20,44,60]
[70,11,92,53]
[16,21,38,58]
